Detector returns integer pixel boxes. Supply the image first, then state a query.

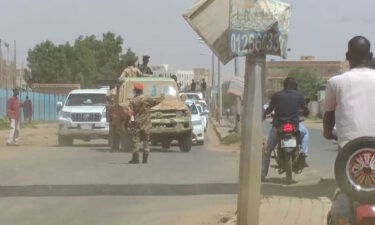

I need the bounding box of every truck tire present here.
[58,135,73,146]
[335,136,375,203]
[179,133,192,152]
[111,133,120,152]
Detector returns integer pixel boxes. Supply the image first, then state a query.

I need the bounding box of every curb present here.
[210,118,224,141]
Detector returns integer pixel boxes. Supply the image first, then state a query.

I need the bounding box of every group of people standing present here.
[119,55,153,82]
[5,88,33,146]
[190,78,207,92]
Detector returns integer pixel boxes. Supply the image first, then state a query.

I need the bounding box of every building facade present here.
[266,57,349,97]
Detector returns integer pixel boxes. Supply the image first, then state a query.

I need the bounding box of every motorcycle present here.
[271,122,305,185]
[327,137,375,225]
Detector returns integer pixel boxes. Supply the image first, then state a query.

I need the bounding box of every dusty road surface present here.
[0,123,336,225]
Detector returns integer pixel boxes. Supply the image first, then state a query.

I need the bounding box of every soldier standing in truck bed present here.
[138,55,153,76]
[128,83,164,164]
[118,59,143,82]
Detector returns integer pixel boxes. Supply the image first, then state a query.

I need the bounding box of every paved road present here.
[0,124,337,225]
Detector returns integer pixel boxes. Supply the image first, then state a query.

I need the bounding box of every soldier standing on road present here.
[138,55,153,76]
[128,83,164,164]
[6,88,21,146]
[118,60,143,82]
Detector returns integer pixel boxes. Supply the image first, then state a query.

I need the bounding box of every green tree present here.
[26,32,138,88]
[288,69,326,100]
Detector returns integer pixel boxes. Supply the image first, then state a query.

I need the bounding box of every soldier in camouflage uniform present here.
[138,55,153,76]
[118,60,143,83]
[128,83,164,164]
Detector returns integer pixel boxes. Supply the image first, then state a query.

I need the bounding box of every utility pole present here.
[13,40,17,88]
[234,57,242,134]
[211,52,215,112]
[0,39,2,89]
[5,42,9,90]
[217,59,222,122]
[237,54,265,225]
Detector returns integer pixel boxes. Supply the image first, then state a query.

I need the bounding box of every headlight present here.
[192,120,202,126]
[60,111,71,119]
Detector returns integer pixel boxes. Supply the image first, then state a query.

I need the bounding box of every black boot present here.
[142,153,149,164]
[128,153,139,164]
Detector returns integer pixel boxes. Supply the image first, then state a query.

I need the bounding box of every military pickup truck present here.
[107,77,193,152]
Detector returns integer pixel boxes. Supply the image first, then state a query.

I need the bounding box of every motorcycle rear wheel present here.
[285,152,293,185]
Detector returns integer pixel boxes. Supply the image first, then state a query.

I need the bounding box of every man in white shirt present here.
[324,36,375,224]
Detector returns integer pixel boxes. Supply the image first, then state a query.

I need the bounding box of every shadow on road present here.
[0,179,336,199]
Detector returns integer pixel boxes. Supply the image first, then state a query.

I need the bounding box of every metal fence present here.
[0,88,67,121]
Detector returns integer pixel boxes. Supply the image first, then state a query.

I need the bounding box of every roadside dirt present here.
[207,123,240,153]
[0,123,58,148]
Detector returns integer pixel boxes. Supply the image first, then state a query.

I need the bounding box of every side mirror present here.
[180,95,187,101]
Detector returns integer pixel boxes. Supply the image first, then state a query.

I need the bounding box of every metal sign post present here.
[230,1,291,225]
[183,1,291,224]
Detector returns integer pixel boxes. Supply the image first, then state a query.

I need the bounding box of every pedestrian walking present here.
[200,78,207,98]
[226,108,230,120]
[6,88,21,146]
[191,79,196,91]
[22,96,33,123]
[128,83,164,164]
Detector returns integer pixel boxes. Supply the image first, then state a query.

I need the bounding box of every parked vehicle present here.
[196,103,208,132]
[57,89,109,146]
[107,77,193,152]
[179,92,203,101]
[327,137,375,225]
[187,103,205,145]
[271,122,304,184]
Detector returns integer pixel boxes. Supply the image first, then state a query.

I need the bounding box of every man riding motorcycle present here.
[324,36,375,224]
[262,77,310,182]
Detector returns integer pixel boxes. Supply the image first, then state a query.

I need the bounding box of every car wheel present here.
[335,136,375,203]
[58,135,73,146]
[197,140,204,145]
[179,133,192,152]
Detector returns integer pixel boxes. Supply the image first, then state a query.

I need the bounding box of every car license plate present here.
[281,138,297,148]
[81,124,92,130]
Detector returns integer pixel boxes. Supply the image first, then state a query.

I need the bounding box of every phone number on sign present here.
[230,30,285,56]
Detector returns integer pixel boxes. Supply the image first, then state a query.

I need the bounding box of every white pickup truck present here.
[57,89,109,146]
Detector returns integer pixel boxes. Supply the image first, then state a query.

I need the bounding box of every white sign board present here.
[228,76,245,97]
[183,0,234,65]
[229,0,291,58]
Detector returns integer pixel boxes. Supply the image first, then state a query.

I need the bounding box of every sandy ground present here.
[0,123,58,148]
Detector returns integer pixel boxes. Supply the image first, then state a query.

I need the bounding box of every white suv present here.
[57,89,109,146]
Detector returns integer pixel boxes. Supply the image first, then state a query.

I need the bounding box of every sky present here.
[1,0,375,81]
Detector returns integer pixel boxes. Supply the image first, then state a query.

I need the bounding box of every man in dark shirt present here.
[190,80,196,91]
[262,77,310,181]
